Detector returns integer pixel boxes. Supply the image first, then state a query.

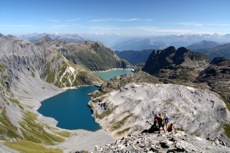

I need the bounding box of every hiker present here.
[142,121,159,133]
[155,114,165,133]
[164,114,169,131]
[167,123,174,132]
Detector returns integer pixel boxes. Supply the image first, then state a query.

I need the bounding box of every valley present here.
[0,33,229,152]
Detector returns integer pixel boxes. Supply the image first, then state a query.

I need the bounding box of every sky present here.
[1,0,230,36]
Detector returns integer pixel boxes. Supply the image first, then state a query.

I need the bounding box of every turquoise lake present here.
[38,86,101,131]
[38,69,133,131]
[93,69,133,80]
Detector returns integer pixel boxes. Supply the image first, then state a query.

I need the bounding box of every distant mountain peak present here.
[39,35,52,42]
[19,33,84,43]
[187,40,220,50]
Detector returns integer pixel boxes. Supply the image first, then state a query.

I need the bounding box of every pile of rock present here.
[93,131,229,153]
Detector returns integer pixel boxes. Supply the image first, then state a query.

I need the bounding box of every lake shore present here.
[15,68,135,152]
[91,68,132,73]
[26,88,115,152]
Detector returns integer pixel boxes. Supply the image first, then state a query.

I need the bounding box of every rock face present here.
[36,36,131,71]
[0,35,102,89]
[115,49,153,65]
[90,83,230,146]
[94,131,230,153]
[197,57,230,103]
[142,46,209,82]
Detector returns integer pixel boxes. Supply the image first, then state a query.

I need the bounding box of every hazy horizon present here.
[1,0,230,36]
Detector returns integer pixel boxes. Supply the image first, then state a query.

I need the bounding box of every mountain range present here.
[111,34,230,51]
[0,33,230,152]
[115,40,230,68]
[19,33,84,43]
[186,40,220,50]
[19,33,230,51]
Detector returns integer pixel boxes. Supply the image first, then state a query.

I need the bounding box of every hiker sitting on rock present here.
[167,123,174,132]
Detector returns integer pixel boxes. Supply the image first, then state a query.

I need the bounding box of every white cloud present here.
[45,18,60,23]
[82,25,197,36]
[178,22,204,27]
[176,22,230,27]
[67,18,81,22]
[89,18,152,22]
[0,24,33,28]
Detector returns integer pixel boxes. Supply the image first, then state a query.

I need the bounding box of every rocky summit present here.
[142,46,209,82]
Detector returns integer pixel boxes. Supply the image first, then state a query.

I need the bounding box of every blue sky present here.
[1,0,230,35]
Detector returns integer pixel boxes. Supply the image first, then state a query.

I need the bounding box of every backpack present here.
[164,117,169,123]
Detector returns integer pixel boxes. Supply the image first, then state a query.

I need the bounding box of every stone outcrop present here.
[142,46,209,82]
[93,131,230,153]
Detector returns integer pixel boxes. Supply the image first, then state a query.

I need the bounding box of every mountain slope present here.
[1,35,102,88]
[142,46,209,82]
[187,40,220,50]
[113,38,166,51]
[115,50,153,65]
[90,83,230,146]
[196,57,230,103]
[0,34,104,152]
[36,37,131,71]
[197,43,230,60]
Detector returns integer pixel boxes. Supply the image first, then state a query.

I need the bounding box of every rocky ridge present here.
[0,35,102,89]
[94,131,230,153]
[142,47,209,80]
[36,36,131,71]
